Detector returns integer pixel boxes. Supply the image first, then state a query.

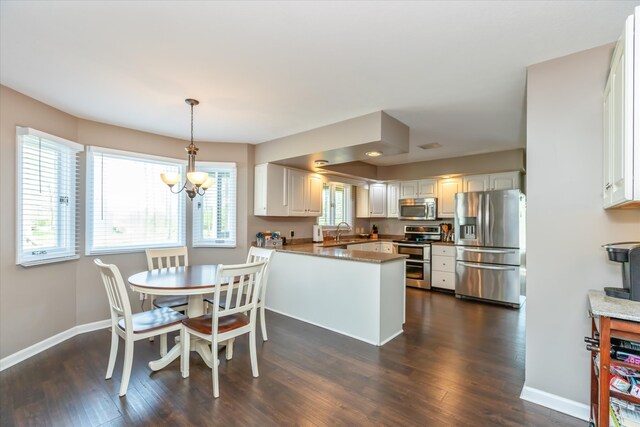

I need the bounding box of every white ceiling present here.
[1,1,637,166]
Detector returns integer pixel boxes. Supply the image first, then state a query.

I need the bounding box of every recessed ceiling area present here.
[1,1,637,165]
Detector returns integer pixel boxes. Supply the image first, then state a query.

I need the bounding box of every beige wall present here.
[0,86,79,358]
[0,86,253,357]
[525,44,640,405]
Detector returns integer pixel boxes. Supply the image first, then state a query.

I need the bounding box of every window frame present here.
[16,127,83,266]
[85,145,187,255]
[192,161,237,248]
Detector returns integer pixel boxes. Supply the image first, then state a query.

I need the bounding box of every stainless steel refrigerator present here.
[454,189,526,308]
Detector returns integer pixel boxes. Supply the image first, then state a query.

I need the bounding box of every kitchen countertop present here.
[276,242,408,264]
[588,290,640,323]
[431,241,456,245]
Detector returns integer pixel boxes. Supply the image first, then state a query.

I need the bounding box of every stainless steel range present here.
[395,225,441,289]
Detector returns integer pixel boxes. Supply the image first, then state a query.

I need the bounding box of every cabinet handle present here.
[605,183,612,190]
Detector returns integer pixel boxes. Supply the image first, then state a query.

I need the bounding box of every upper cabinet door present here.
[356,187,370,218]
[306,174,324,216]
[490,172,520,190]
[417,179,438,198]
[437,178,462,218]
[400,181,418,199]
[386,182,400,218]
[288,169,307,216]
[369,183,387,217]
[254,163,289,216]
[462,175,490,192]
[604,13,637,208]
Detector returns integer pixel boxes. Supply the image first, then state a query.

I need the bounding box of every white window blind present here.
[86,146,186,254]
[318,182,353,227]
[193,162,237,248]
[16,127,83,266]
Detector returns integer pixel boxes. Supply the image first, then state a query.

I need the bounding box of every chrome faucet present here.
[335,222,352,241]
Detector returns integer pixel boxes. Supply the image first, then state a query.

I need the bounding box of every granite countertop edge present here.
[276,242,408,264]
[588,290,640,323]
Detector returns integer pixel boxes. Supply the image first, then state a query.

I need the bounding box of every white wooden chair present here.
[94,259,186,397]
[181,260,267,398]
[145,247,189,313]
[205,247,275,341]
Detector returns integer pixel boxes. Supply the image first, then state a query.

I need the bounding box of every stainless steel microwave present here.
[399,198,438,220]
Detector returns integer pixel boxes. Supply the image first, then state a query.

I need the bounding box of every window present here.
[193,162,237,247]
[86,146,186,254]
[318,182,352,226]
[16,127,83,266]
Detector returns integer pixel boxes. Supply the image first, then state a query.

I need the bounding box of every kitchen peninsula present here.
[265,242,407,346]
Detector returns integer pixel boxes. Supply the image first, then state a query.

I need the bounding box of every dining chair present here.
[181,260,267,398]
[94,259,186,397]
[205,247,275,341]
[145,247,189,313]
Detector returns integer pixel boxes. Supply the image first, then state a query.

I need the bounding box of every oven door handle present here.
[405,260,430,264]
[398,243,430,248]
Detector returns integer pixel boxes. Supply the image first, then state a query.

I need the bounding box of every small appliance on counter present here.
[312,225,323,243]
[603,242,640,302]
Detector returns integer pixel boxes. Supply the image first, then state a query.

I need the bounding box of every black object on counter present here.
[603,242,640,302]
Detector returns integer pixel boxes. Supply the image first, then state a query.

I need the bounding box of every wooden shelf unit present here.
[590,315,640,426]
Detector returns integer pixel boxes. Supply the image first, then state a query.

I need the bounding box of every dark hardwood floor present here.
[1,289,585,426]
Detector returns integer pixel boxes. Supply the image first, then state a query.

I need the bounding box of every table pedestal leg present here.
[148,341,181,371]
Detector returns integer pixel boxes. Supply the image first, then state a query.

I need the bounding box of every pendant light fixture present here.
[160,98,213,199]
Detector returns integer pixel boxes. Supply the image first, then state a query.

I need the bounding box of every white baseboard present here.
[0,319,110,372]
[520,385,590,421]
[266,307,400,346]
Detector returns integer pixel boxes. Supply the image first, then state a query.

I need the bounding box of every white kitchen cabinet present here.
[386,182,400,218]
[254,163,289,216]
[417,179,438,198]
[462,172,520,193]
[347,241,395,253]
[369,183,387,217]
[490,172,520,190]
[400,179,437,199]
[399,181,418,199]
[437,178,462,218]
[462,175,490,192]
[603,12,639,208]
[431,243,456,291]
[356,187,370,218]
[379,242,396,254]
[288,168,323,216]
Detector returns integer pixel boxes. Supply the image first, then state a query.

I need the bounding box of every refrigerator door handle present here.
[460,248,517,254]
[476,192,483,244]
[458,262,517,271]
[484,194,491,246]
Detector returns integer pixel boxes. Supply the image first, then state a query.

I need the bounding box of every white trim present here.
[86,145,187,165]
[520,385,590,421]
[265,307,401,346]
[16,126,84,151]
[198,161,236,169]
[0,319,110,372]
